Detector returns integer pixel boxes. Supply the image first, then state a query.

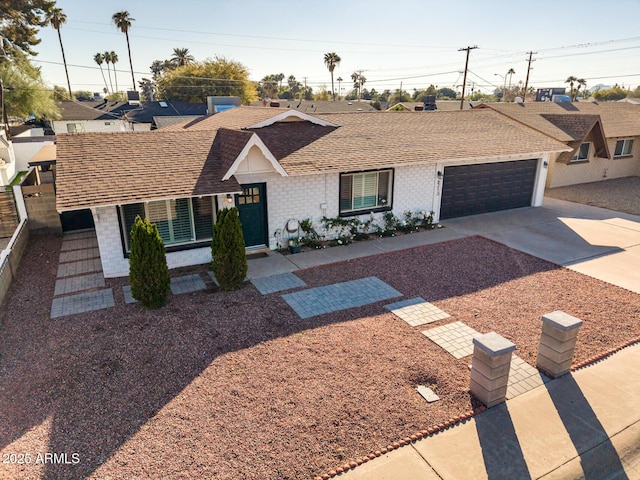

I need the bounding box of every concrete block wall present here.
[23,191,62,234]
[0,219,29,309]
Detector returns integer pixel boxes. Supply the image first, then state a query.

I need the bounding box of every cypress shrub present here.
[129,215,170,308]
[211,207,247,291]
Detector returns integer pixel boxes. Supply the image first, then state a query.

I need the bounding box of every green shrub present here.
[129,215,170,308]
[211,207,247,291]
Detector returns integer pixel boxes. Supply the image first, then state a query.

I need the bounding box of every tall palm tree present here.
[104,51,114,94]
[94,53,109,94]
[112,11,136,91]
[337,76,343,99]
[507,68,515,90]
[324,52,341,100]
[46,8,72,100]
[576,78,587,99]
[171,48,195,67]
[565,76,578,101]
[110,51,119,94]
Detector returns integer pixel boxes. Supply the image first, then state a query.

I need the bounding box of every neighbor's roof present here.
[479,101,640,139]
[56,108,570,210]
[56,100,136,121]
[56,130,242,211]
[124,100,207,124]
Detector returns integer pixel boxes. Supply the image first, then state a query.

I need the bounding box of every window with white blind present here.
[120,196,216,252]
[339,169,393,215]
[614,139,634,157]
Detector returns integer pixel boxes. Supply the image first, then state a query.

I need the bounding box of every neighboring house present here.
[53,99,208,133]
[56,107,569,278]
[476,101,640,188]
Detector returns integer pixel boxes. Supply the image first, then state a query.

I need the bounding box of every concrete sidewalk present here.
[340,343,640,480]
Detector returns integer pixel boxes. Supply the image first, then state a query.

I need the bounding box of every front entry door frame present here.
[235,182,268,248]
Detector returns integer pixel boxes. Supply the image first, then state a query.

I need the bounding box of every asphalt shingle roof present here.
[56,130,241,211]
[482,101,640,139]
[56,108,570,210]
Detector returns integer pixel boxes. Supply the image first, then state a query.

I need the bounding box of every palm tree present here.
[46,8,72,100]
[94,53,109,94]
[110,51,119,94]
[112,11,136,91]
[507,68,515,90]
[337,76,343,99]
[565,76,578,101]
[324,52,341,100]
[104,51,114,94]
[576,78,587,99]
[171,48,195,67]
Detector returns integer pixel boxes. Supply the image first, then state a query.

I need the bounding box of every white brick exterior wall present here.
[92,205,212,278]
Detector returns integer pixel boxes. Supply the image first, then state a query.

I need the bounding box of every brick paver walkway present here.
[422,321,480,359]
[385,297,450,327]
[170,274,207,295]
[51,289,115,318]
[506,355,550,399]
[282,276,402,319]
[423,320,550,399]
[251,272,306,295]
[51,230,113,319]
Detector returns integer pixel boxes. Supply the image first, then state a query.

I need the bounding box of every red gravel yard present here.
[1,235,638,479]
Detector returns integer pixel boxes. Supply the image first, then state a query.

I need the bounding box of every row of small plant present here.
[287,210,435,249]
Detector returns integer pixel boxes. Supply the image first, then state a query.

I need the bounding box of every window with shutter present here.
[121,203,145,251]
[339,169,393,215]
[193,197,215,240]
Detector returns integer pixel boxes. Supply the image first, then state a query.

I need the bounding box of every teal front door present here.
[235,183,268,247]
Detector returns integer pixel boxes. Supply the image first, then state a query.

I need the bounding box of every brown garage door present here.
[440,159,538,219]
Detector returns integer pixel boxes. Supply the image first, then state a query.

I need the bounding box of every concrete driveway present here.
[442,197,640,294]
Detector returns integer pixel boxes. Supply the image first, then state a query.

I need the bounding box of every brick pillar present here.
[537,311,583,378]
[470,332,516,408]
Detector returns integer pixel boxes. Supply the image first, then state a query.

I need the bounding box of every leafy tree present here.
[112,10,136,91]
[73,90,94,100]
[150,59,174,79]
[46,8,72,100]
[592,86,629,101]
[171,48,195,67]
[138,78,156,101]
[324,52,341,100]
[156,57,257,104]
[287,75,301,99]
[631,86,640,98]
[1,57,58,119]
[389,89,411,104]
[211,208,247,291]
[129,216,170,308]
[437,87,456,99]
[94,52,109,94]
[0,0,55,60]
[314,85,331,101]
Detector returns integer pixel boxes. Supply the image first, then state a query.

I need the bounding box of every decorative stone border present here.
[570,337,640,372]
[314,405,487,480]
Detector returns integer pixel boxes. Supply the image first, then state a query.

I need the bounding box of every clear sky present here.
[31,0,640,97]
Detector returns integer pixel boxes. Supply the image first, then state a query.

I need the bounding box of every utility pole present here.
[459,46,478,110]
[522,51,536,103]
[0,78,9,139]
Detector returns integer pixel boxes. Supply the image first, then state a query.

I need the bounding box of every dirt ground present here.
[1,235,639,479]
[546,176,640,215]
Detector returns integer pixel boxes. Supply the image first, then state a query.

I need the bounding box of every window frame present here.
[339,168,394,217]
[614,139,634,158]
[118,196,217,256]
[570,142,591,163]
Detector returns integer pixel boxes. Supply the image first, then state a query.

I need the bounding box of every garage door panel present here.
[440,159,538,219]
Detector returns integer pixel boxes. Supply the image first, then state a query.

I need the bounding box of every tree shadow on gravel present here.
[0,235,637,479]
